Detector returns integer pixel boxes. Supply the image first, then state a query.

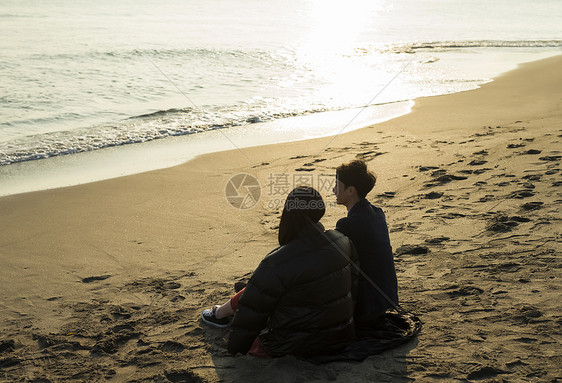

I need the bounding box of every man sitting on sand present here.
[202,187,357,357]
[333,160,399,334]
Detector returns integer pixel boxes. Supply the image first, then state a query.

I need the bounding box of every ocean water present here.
[0,0,560,182]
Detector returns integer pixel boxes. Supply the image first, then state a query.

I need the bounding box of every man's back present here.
[336,198,398,327]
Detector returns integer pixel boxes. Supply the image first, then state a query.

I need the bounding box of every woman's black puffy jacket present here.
[227,223,357,357]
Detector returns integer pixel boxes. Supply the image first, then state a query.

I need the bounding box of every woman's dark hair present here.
[336,160,376,199]
[278,186,325,246]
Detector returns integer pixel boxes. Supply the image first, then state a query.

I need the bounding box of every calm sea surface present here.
[0,0,561,166]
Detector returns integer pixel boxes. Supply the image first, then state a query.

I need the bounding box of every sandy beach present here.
[1,55,560,382]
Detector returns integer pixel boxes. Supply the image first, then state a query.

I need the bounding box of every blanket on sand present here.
[303,309,422,364]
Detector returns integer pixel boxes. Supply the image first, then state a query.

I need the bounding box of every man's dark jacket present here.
[227,223,357,357]
[336,199,398,328]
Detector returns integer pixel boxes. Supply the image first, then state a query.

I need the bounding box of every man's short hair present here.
[336,160,376,199]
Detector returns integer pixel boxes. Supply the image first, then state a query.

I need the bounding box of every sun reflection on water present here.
[299,0,383,56]
[293,1,397,108]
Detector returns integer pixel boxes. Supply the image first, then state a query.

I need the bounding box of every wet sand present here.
[0,55,560,382]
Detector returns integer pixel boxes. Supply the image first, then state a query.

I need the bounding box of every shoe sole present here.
[201,311,229,328]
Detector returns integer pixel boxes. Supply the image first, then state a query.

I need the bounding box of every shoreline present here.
[0,55,560,382]
[0,101,413,197]
[1,50,560,197]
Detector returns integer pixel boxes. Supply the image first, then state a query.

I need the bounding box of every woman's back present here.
[228,223,356,357]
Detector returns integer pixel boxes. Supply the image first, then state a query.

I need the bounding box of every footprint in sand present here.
[486,214,529,233]
[466,366,509,381]
[521,201,543,211]
[473,150,488,156]
[473,168,491,175]
[510,304,543,324]
[128,277,184,294]
[438,212,466,219]
[395,245,429,255]
[302,158,327,167]
[505,359,530,369]
[0,340,15,354]
[252,162,270,168]
[81,275,111,283]
[424,191,443,199]
[356,151,386,161]
[425,236,450,244]
[377,191,396,198]
[539,155,561,162]
[92,328,138,354]
[110,305,133,320]
[507,143,526,148]
[164,369,205,383]
[424,173,469,188]
[447,286,484,298]
[508,190,535,199]
[478,194,495,202]
[522,174,541,181]
[522,149,542,155]
[468,159,488,166]
[520,182,535,189]
[159,340,185,353]
[510,216,531,223]
[473,131,494,138]
[418,166,440,172]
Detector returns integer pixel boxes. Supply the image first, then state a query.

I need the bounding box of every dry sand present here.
[0,55,560,382]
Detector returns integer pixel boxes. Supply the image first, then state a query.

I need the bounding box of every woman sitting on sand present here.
[201,186,357,357]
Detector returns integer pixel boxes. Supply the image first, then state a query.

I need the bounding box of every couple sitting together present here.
[202,160,400,358]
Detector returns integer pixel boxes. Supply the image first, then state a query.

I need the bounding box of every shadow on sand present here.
[206,330,419,383]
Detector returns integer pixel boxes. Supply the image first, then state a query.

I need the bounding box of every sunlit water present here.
[0,0,560,178]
